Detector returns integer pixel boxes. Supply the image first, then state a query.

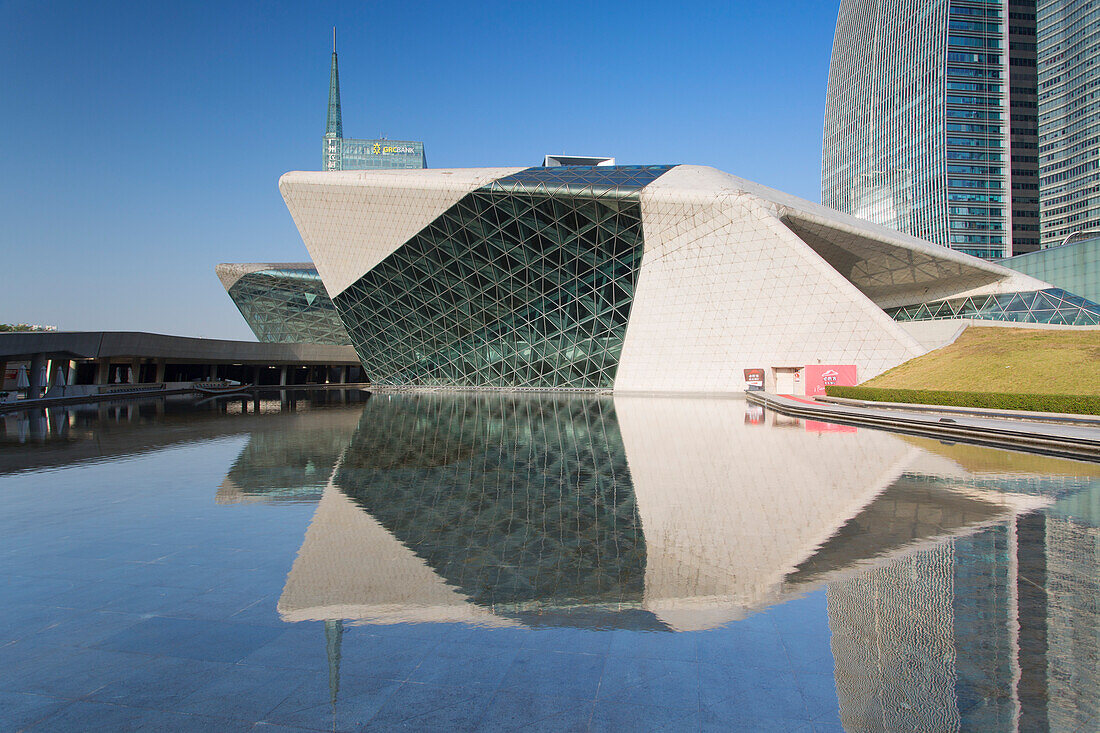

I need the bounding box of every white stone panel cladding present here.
[617,166,926,391]
[280,168,523,298]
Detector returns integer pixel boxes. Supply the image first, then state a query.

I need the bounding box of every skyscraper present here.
[823,1,1041,258]
[321,31,426,172]
[1037,0,1100,247]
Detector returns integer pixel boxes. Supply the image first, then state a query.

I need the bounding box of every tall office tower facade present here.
[1037,0,1100,247]
[321,36,426,172]
[1008,0,1041,252]
[823,0,1041,258]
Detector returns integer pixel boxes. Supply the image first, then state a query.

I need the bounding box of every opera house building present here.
[271,164,1099,393]
[208,165,1100,392]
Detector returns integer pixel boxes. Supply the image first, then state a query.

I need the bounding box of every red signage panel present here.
[803,364,857,397]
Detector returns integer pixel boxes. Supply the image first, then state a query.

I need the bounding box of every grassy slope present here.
[862,326,1100,395]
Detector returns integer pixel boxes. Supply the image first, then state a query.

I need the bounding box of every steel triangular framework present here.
[229,268,351,345]
[332,166,673,388]
[886,288,1100,326]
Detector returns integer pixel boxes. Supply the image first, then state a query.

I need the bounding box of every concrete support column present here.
[154,360,166,383]
[279,365,288,386]
[0,360,6,390]
[29,353,47,398]
[252,366,261,386]
[96,359,110,385]
[130,357,142,383]
[339,365,348,384]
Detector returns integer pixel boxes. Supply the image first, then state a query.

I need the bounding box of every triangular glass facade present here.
[228,268,351,345]
[886,288,1100,326]
[332,166,673,389]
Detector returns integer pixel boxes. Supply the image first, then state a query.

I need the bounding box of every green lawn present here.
[863,326,1100,396]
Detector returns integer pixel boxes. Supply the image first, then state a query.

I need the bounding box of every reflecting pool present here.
[1,390,1098,731]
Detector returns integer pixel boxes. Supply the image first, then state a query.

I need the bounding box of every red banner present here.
[803,364,857,397]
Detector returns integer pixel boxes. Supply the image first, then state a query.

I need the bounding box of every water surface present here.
[1,390,1098,731]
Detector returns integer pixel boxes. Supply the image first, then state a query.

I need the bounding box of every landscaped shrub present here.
[824,386,1100,416]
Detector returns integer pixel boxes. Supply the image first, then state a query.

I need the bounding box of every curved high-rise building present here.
[823,0,1040,259]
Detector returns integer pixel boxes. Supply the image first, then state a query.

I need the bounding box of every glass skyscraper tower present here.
[1038,0,1100,247]
[321,33,426,172]
[823,0,1041,258]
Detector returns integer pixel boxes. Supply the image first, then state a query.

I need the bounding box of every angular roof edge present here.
[279,167,526,194]
[215,262,316,291]
[645,165,1043,286]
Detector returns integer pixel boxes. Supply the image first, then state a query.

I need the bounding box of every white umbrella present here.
[37,365,48,393]
[55,367,67,395]
[114,368,122,384]
[15,365,29,390]
[126,366,134,384]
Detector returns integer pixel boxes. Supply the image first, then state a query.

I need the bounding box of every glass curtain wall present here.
[332,166,672,389]
[1037,0,1100,246]
[228,267,351,345]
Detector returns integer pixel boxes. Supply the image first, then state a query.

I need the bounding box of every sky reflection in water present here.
[1,390,1098,732]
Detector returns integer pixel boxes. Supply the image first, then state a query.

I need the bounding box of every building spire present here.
[325,27,342,139]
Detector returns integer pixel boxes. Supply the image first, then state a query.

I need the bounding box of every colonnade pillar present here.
[29,353,47,398]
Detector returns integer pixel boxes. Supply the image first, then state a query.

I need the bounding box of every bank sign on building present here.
[324,138,426,171]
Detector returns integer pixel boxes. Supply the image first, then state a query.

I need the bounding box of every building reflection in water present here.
[214,407,364,504]
[0,388,368,477]
[217,393,1100,731]
[828,460,1100,732]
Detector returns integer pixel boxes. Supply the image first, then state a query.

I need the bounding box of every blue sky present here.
[0,0,839,339]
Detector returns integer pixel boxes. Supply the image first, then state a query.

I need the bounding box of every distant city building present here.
[1037,0,1100,247]
[542,155,615,167]
[321,33,426,172]
[823,0,1041,258]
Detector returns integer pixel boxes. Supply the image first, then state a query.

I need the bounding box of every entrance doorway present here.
[773,367,802,395]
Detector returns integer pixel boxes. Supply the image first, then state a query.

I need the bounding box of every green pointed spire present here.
[325,27,342,139]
